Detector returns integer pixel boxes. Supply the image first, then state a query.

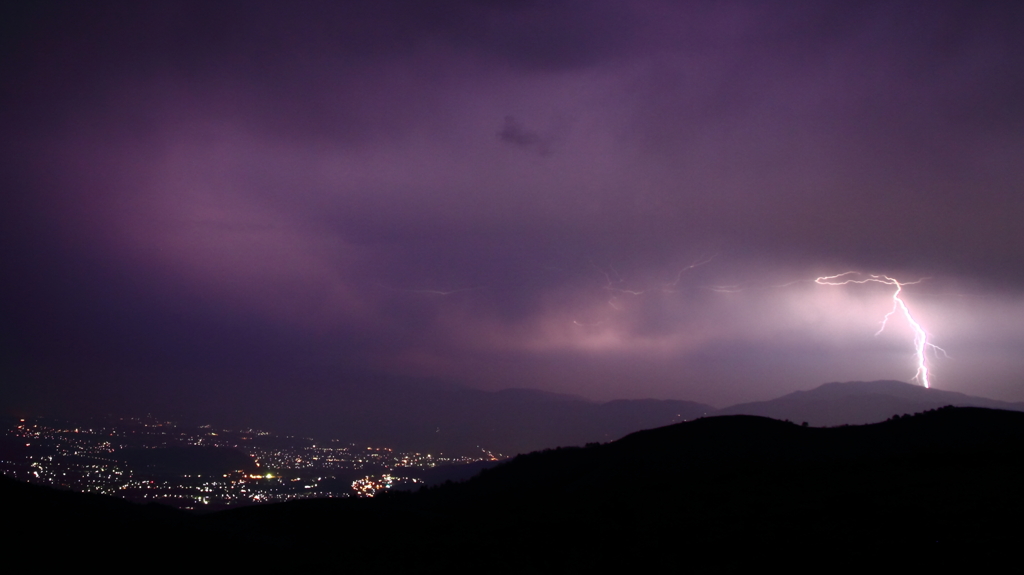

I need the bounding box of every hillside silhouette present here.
[201,379,1022,456]
[9,406,1024,570]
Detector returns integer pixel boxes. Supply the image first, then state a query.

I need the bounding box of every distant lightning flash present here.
[592,255,716,297]
[574,256,715,324]
[815,272,946,388]
[663,255,717,292]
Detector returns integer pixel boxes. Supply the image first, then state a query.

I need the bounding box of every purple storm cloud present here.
[3,1,1024,424]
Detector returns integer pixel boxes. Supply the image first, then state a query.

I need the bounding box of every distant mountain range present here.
[319,380,1024,455]
[716,379,1024,426]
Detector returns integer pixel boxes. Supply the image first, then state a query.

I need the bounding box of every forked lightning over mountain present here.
[815,272,946,388]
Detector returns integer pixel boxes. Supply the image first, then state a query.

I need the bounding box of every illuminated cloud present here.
[2,1,1024,417]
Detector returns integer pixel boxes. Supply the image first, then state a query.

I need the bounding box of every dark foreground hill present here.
[8,407,1024,570]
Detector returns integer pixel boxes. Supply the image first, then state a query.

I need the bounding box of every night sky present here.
[4,1,1024,425]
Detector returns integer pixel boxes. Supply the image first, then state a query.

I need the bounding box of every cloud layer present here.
[3,1,1024,419]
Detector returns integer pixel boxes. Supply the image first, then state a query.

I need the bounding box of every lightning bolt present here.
[662,255,717,292]
[582,256,715,316]
[815,272,946,388]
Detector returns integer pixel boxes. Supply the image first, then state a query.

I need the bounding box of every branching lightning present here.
[662,255,717,292]
[569,259,946,388]
[815,272,946,388]
[586,256,716,314]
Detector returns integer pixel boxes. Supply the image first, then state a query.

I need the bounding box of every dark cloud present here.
[3,1,1024,421]
[498,115,551,155]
